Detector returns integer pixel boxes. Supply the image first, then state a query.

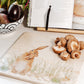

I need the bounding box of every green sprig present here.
[1,0,29,9]
[1,0,7,8]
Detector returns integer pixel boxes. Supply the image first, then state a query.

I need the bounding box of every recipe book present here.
[28,0,74,29]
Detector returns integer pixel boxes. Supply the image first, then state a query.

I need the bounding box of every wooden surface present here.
[37,27,84,34]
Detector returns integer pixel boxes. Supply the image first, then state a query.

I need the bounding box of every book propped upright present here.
[28,0,74,29]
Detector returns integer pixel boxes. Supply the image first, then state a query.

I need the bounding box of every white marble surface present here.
[0,76,32,84]
[0,24,35,84]
[0,24,35,58]
[0,24,84,84]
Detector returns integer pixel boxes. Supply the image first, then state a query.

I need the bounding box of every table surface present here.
[0,24,84,84]
[0,24,34,84]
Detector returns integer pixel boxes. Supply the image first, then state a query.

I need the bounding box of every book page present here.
[73,0,84,30]
[28,0,74,29]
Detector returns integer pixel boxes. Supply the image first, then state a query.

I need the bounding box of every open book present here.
[28,0,74,29]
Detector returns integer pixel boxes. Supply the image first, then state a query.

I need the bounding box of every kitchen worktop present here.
[0,24,84,84]
[0,24,34,84]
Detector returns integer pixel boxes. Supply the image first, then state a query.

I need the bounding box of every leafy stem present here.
[0,0,30,10]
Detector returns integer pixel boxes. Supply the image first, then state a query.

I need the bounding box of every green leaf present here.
[10,0,16,5]
[1,0,7,6]
[22,0,27,4]
[1,0,29,9]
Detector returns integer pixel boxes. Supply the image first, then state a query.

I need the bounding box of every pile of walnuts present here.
[52,35,84,61]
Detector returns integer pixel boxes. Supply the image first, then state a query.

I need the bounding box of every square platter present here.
[0,32,84,84]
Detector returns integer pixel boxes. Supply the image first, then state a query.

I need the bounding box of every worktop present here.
[0,24,84,84]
